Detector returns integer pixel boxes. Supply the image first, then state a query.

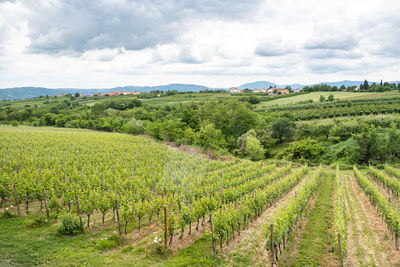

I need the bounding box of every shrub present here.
[121,245,133,253]
[57,214,83,236]
[2,209,17,219]
[279,138,323,164]
[121,118,145,135]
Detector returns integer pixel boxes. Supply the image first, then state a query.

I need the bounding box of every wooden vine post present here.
[210,214,216,253]
[115,199,122,235]
[338,233,343,267]
[13,184,20,216]
[270,224,276,267]
[164,205,168,248]
[76,195,83,226]
[42,188,50,221]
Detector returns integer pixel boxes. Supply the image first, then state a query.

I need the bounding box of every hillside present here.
[1,127,400,266]
[0,84,211,100]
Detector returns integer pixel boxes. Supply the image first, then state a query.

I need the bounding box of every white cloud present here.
[0,0,400,88]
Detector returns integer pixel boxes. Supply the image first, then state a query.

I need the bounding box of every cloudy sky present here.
[0,0,400,88]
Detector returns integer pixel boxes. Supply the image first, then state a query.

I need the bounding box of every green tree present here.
[91,103,106,115]
[237,129,265,160]
[327,94,334,102]
[279,138,323,164]
[388,123,400,160]
[353,124,381,164]
[364,79,369,90]
[270,118,295,143]
[121,118,145,134]
[319,95,326,102]
[196,121,226,151]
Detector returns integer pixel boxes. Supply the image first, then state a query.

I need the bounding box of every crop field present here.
[1,126,400,266]
[255,91,400,110]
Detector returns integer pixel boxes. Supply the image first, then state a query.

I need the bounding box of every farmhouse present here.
[229,87,243,93]
[267,88,290,96]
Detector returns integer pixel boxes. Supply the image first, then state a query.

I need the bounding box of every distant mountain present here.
[1,80,399,100]
[237,80,400,90]
[319,80,364,88]
[238,81,279,89]
[0,84,211,100]
[238,81,307,89]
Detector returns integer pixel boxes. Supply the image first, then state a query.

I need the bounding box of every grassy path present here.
[277,172,338,267]
[218,171,311,266]
[343,174,400,266]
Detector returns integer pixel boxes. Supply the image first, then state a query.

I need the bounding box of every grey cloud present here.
[305,34,359,50]
[24,0,263,54]
[178,48,205,64]
[305,49,363,59]
[255,39,294,57]
[306,61,356,74]
[364,20,400,57]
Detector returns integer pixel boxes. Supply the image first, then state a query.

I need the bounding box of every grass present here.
[255,91,400,110]
[343,174,378,266]
[0,211,222,267]
[278,172,338,266]
[161,235,222,266]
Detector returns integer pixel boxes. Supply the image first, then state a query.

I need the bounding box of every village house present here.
[267,87,290,96]
[293,88,301,93]
[229,87,244,93]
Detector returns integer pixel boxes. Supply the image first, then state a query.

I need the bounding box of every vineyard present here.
[1,126,400,266]
[259,96,400,120]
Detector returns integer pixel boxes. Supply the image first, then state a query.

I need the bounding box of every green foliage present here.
[2,209,17,218]
[270,118,295,143]
[353,166,400,237]
[353,124,388,164]
[279,138,323,164]
[196,121,226,151]
[388,123,400,160]
[329,122,361,142]
[237,129,265,160]
[265,167,322,250]
[57,214,84,236]
[121,118,145,134]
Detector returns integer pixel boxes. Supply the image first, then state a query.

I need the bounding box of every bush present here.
[121,118,145,134]
[57,214,83,236]
[279,138,324,164]
[96,233,123,250]
[2,209,17,219]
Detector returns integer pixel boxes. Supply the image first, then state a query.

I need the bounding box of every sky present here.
[0,0,400,89]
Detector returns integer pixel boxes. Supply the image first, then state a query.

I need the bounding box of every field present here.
[254,91,400,110]
[1,126,400,266]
